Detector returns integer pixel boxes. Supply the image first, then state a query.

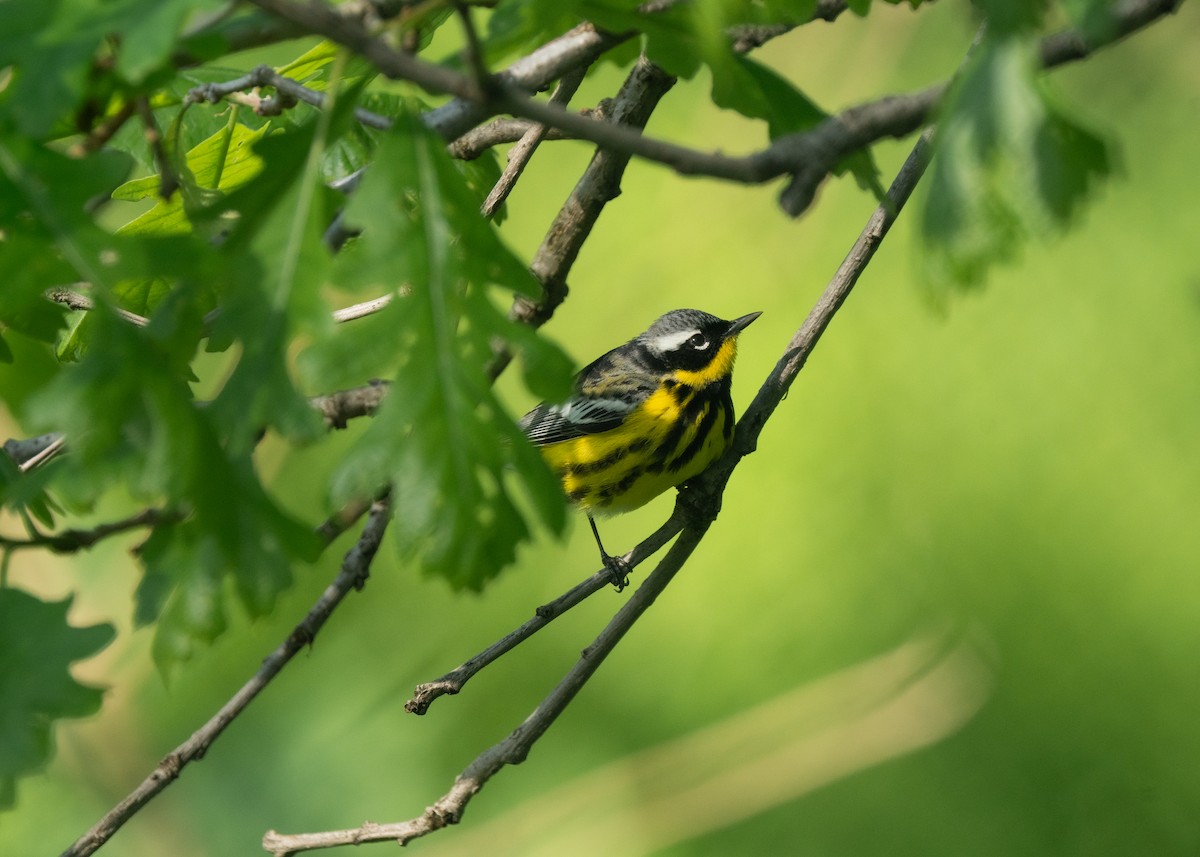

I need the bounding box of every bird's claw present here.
[602,553,631,592]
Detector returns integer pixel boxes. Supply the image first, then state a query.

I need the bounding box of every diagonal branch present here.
[60,500,391,857]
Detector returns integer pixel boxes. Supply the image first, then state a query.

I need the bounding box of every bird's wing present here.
[520,352,657,446]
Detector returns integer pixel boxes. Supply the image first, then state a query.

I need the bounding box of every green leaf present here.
[106,68,273,171]
[136,466,320,673]
[114,119,271,238]
[708,54,883,198]
[0,0,224,139]
[192,69,375,449]
[0,237,70,344]
[0,139,135,293]
[302,109,572,589]
[920,39,1113,291]
[200,130,335,450]
[0,449,61,531]
[55,279,177,362]
[971,0,1047,34]
[0,588,114,811]
[116,0,227,84]
[1060,0,1119,43]
[485,0,592,63]
[710,54,825,139]
[25,306,319,673]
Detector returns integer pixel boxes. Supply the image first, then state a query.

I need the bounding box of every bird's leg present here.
[588,515,630,592]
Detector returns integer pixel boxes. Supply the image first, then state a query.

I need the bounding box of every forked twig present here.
[406,503,687,714]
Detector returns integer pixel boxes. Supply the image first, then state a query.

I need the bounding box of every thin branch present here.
[506,55,677,337]
[245,0,1183,216]
[448,118,577,160]
[46,287,150,326]
[307,380,390,429]
[247,0,478,100]
[66,101,137,158]
[134,95,179,200]
[169,0,498,68]
[405,501,687,714]
[727,0,848,52]
[331,293,395,323]
[0,508,179,554]
[425,0,848,141]
[61,500,390,857]
[722,135,937,489]
[186,65,394,130]
[48,286,396,333]
[425,24,627,141]
[18,434,67,473]
[481,67,587,219]
[3,433,63,468]
[314,495,376,545]
[453,1,491,101]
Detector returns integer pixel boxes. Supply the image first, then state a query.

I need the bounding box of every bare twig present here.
[453,1,491,100]
[314,496,376,545]
[18,435,67,473]
[3,433,63,468]
[307,379,390,429]
[505,55,677,339]
[186,65,394,130]
[426,24,626,141]
[61,500,390,857]
[405,502,687,714]
[66,101,137,158]
[134,96,179,200]
[46,287,150,327]
[331,293,396,323]
[48,287,395,332]
[481,67,587,219]
[0,508,179,553]
[448,118,577,160]
[730,130,935,480]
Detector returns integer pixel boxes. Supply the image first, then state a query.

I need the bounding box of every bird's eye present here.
[688,333,708,349]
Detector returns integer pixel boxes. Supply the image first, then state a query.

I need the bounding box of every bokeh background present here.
[4,2,1200,855]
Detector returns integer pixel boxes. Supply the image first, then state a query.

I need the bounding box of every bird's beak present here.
[725,311,762,337]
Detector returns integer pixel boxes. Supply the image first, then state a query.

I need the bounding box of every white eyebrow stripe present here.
[650,328,704,352]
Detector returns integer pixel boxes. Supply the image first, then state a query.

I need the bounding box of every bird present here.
[520,308,761,590]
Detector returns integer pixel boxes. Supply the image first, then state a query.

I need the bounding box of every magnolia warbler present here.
[520,308,761,588]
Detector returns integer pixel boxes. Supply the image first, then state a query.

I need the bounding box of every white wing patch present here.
[554,396,636,427]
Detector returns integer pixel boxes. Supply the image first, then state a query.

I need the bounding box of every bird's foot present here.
[602,552,631,592]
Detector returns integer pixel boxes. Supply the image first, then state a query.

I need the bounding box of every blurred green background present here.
[5,2,1200,855]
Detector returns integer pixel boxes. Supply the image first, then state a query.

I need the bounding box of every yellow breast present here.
[538,385,732,515]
